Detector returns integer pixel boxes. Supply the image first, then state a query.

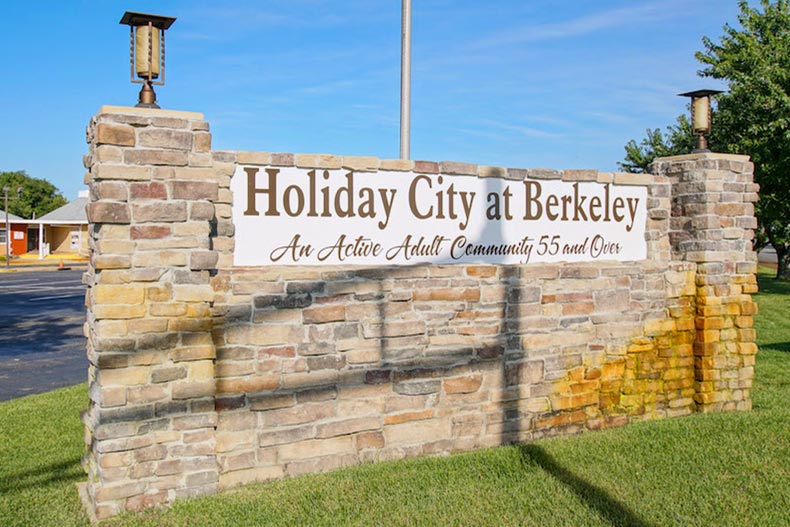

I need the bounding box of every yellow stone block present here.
[568,367,585,382]
[628,342,654,353]
[379,159,414,172]
[226,324,295,346]
[341,156,379,172]
[94,284,145,305]
[186,304,211,318]
[94,270,131,285]
[694,391,725,405]
[149,303,187,317]
[696,317,723,330]
[219,466,284,491]
[626,379,650,395]
[146,284,172,302]
[735,316,754,328]
[694,381,714,393]
[738,366,754,380]
[696,295,722,306]
[173,222,211,237]
[700,330,720,343]
[94,320,129,338]
[161,251,188,266]
[97,224,131,240]
[173,285,214,302]
[99,366,149,386]
[478,165,507,178]
[720,328,738,341]
[294,153,342,169]
[613,172,653,185]
[153,430,180,444]
[96,240,136,255]
[216,430,255,453]
[695,369,720,381]
[189,360,215,381]
[237,151,272,165]
[127,318,168,334]
[675,318,695,331]
[601,360,625,379]
[129,351,165,366]
[620,394,643,408]
[168,318,212,332]
[93,304,146,320]
[663,368,690,381]
[549,392,598,411]
[644,319,676,335]
[524,397,552,413]
[698,305,724,317]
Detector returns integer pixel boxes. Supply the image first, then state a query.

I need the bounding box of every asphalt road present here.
[0,269,87,401]
[758,246,777,265]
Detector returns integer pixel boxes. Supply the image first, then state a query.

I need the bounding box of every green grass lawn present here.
[2,269,788,526]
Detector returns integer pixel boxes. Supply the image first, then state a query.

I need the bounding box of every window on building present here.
[0,228,6,244]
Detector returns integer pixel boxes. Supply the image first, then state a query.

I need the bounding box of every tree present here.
[618,115,696,173]
[0,171,68,219]
[621,0,790,279]
[698,0,790,280]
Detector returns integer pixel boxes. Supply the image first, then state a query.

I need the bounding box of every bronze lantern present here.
[678,89,723,153]
[120,11,177,109]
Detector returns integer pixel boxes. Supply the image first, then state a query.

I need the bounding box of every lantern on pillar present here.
[120,11,177,109]
[678,89,723,153]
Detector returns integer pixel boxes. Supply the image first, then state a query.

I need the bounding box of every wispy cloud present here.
[184,4,344,29]
[294,78,362,96]
[178,0,391,37]
[470,0,693,49]
[521,114,577,129]
[481,120,565,140]
[583,111,633,125]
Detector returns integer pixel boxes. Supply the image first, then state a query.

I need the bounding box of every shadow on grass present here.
[756,271,790,295]
[765,342,790,353]
[0,456,83,494]
[518,444,655,527]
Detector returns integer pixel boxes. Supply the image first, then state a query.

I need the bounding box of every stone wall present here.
[79,106,758,519]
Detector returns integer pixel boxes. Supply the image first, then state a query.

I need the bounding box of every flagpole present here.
[400,0,411,160]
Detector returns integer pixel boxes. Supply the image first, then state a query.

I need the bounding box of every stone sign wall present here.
[79,106,759,520]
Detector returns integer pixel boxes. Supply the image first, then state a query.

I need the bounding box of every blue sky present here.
[0,0,742,200]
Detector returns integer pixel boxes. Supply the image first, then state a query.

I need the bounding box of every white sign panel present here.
[231,166,648,266]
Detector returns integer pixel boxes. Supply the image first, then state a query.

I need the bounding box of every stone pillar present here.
[81,106,219,519]
[652,153,759,412]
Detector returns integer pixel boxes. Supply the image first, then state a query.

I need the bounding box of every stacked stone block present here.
[653,154,758,411]
[80,107,758,519]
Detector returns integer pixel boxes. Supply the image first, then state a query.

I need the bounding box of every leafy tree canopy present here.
[0,171,68,219]
[621,0,790,279]
[618,115,695,173]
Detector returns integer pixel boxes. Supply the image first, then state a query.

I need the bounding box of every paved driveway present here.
[0,270,87,401]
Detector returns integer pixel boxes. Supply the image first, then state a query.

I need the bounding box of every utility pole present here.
[4,188,10,269]
[400,0,412,160]
[3,187,22,269]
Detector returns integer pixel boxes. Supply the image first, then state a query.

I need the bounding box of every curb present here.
[0,264,88,273]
